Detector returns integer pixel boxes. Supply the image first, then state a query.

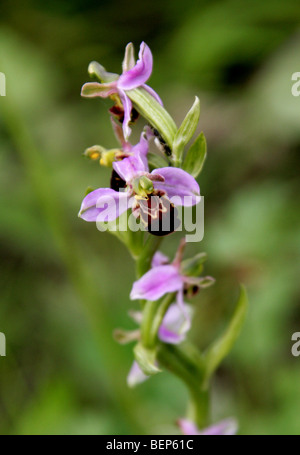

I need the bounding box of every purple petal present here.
[178,418,238,436]
[142,84,163,106]
[78,188,130,222]
[130,265,183,301]
[118,42,153,90]
[158,303,192,344]
[151,251,169,268]
[119,89,132,141]
[200,419,238,436]
[130,132,149,171]
[178,419,200,435]
[81,82,116,98]
[113,153,147,182]
[152,167,200,206]
[127,361,149,388]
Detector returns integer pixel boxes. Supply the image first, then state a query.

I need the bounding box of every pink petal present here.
[131,132,149,169]
[151,251,169,267]
[178,419,200,435]
[130,265,183,301]
[78,188,130,222]
[119,89,132,141]
[178,418,238,436]
[127,361,149,387]
[142,84,163,106]
[152,167,200,206]
[158,303,192,345]
[118,42,153,90]
[200,419,238,436]
[113,153,147,182]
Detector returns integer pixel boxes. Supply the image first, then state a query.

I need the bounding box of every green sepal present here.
[180,252,208,277]
[84,186,95,196]
[87,61,119,83]
[113,328,140,345]
[182,132,207,178]
[172,96,200,166]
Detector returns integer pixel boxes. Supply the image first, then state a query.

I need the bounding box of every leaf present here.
[203,285,248,384]
[147,152,169,170]
[128,87,177,148]
[182,132,207,178]
[172,96,200,163]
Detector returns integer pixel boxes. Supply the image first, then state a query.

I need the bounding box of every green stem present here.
[136,234,163,278]
[141,293,176,349]
[157,343,210,429]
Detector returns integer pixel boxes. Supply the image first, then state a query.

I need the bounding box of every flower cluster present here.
[79,42,247,435]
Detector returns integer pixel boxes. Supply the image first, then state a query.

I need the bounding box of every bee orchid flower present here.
[130,246,215,308]
[81,42,162,141]
[78,138,200,235]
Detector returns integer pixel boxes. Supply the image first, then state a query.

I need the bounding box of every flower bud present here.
[84,145,104,161]
[180,252,208,277]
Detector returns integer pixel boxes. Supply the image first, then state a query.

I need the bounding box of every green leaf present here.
[147,152,169,170]
[172,96,200,165]
[134,342,161,376]
[203,285,248,384]
[127,87,177,148]
[182,132,207,178]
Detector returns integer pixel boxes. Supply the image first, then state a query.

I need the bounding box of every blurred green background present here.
[0,0,300,435]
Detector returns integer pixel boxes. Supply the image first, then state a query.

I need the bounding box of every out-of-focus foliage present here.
[0,0,299,435]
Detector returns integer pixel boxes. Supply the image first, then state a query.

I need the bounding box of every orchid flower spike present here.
[178,418,238,436]
[81,42,162,141]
